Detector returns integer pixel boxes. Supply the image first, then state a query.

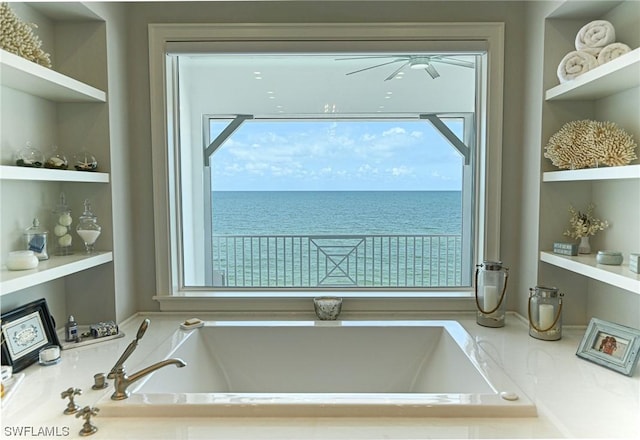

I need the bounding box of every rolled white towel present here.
[575,20,615,50]
[557,50,598,83]
[597,42,631,65]
[581,47,602,58]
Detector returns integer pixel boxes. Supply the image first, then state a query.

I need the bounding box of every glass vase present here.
[578,236,591,254]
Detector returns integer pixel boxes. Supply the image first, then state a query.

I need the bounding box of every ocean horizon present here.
[211,190,462,236]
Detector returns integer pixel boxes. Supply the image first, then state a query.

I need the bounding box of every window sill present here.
[153,291,476,314]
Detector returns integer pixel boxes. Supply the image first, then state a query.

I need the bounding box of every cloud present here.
[389,166,413,176]
[382,127,406,136]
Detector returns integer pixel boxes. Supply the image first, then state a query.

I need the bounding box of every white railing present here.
[211,234,463,288]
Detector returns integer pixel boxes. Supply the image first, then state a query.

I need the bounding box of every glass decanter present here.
[53,192,73,256]
[76,199,101,253]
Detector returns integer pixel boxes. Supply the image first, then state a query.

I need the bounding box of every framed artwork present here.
[576,317,640,376]
[1,298,60,373]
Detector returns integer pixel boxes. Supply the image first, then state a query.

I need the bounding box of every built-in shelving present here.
[0,165,109,183]
[540,251,640,294]
[545,48,640,101]
[543,164,640,182]
[0,49,106,103]
[0,252,113,297]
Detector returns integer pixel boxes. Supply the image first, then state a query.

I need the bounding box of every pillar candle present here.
[483,286,498,311]
[539,304,555,329]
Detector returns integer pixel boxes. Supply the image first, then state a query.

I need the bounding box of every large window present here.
[202,116,473,290]
[149,23,504,305]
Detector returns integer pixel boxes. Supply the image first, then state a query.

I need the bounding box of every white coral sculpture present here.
[0,2,52,68]
[544,120,637,169]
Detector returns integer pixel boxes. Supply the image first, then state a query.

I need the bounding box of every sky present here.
[210,119,464,191]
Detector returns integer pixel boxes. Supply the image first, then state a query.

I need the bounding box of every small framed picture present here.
[576,317,640,376]
[1,298,60,373]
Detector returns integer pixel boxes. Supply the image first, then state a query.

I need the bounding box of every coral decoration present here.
[545,120,637,169]
[0,2,52,68]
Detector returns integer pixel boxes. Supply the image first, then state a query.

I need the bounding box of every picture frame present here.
[1,298,60,373]
[576,317,640,376]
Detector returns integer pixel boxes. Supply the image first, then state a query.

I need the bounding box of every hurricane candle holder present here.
[475,261,509,328]
[528,286,563,341]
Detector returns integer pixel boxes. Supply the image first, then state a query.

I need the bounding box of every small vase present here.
[578,236,591,254]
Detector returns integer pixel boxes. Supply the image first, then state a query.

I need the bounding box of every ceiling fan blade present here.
[429,56,475,68]
[384,61,410,81]
[336,56,406,61]
[344,59,406,76]
[424,63,440,79]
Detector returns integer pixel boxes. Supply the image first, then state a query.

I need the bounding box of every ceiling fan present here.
[336,55,475,80]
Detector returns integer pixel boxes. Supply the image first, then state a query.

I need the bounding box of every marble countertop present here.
[2,312,638,439]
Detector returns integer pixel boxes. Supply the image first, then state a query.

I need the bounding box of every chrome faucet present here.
[107,318,187,400]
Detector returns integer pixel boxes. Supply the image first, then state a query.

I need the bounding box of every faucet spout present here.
[111,358,186,400]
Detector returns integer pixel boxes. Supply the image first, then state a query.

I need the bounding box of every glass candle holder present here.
[528,286,563,341]
[76,199,101,253]
[475,261,509,328]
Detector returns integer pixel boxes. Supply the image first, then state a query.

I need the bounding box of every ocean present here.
[210,191,464,287]
[211,191,462,235]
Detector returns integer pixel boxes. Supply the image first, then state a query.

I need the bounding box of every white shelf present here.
[545,48,640,101]
[0,166,109,183]
[0,252,113,297]
[0,49,106,103]
[547,1,623,19]
[540,251,640,294]
[543,164,640,182]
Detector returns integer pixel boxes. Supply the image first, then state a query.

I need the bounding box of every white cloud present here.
[382,127,406,136]
[389,166,413,176]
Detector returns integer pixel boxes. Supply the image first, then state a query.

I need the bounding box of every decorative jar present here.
[528,286,563,341]
[24,217,48,260]
[475,261,509,328]
[596,250,623,265]
[45,145,68,169]
[15,142,44,168]
[72,150,98,171]
[53,192,73,256]
[76,199,101,253]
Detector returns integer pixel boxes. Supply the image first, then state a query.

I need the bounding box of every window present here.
[149,24,504,307]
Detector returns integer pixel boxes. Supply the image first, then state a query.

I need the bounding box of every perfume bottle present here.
[76,199,101,254]
[53,192,73,256]
[24,217,49,260]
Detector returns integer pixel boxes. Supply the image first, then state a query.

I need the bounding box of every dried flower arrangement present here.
[0,2,52,68]
[545,120,637,169]
[564,204,608,239]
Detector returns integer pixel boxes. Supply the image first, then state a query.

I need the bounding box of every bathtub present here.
[99,320,536,417]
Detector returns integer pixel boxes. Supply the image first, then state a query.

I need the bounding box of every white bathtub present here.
[99,320,536,417]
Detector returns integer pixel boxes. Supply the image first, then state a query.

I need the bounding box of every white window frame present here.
[148,23,504,313]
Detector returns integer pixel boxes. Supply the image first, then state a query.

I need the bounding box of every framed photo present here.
[576,317,640,376]
[1,298,60,373]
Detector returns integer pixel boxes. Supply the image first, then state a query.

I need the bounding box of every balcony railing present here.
[211,234,463,288]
